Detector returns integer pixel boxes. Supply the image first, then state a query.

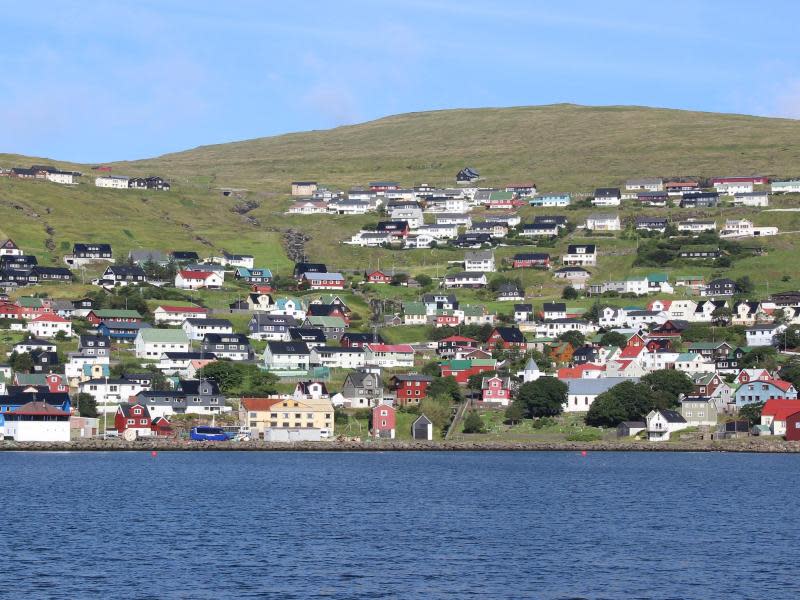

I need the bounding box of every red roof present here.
[10,401,69,416]
[32,313,68,322]
[178,270,213,280]
[241,397,283,411]
[367,344,414,353]
[761,399,800,421]
[557,364,605,379]
[158,305,208,313]
[439,335,478,344]
[766,379,795,392]
[619,345,645,359]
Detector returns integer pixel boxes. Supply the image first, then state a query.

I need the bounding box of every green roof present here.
[461,305,486,317]
[305,316,346,327]
[403,302,426,315]
[137,328,188,343]
[93,309,143,319]
[688,342,723,350]
[17,297,44,308]
[13,373,47,385]
[488,191,514,201]
[676,352,700,361]
[441,358,496,369]
[647,273,668,282]
[680,245,719,252]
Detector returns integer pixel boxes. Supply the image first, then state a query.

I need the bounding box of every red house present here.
[115,403,172,438]
[440,359,496,384]
[390,374,433,406]
[481,375,512,405]
[86,309,143,325]
[512,253,551,269]
[365,270,391,284]
[486,327,526,350]
[710,176,768,186]
[434,312,461,328]
[785,410,800,441]
[0,302,24,320]
[371,403,396,438]
[251,283,274,294]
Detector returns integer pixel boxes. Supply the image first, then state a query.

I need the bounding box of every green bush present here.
[566,430,603,442]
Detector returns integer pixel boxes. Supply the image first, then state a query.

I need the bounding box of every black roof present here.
[267,341,310,355]
[493,327,525,343]
[74,243,112,253]
[179,379,221,395]
[543,302,566,312]
[594,187,621,197]
[170,251,200,260]
[513,253,550,261]
[567,244,596,253]
[293,263,327,277]
[289,327,326,342]
[514,303,533,311]
[341,332,385,343]
[533,215,567,225]
[202,333,250,344]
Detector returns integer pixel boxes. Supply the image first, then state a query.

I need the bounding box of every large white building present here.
[95,175,130,189]
[2,402,71,441]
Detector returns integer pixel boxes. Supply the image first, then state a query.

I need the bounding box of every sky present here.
[2,0,800,162]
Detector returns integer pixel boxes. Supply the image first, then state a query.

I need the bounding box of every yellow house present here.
[240,397,334,438]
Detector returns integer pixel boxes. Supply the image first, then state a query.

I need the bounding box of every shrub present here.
[566,430,603,442]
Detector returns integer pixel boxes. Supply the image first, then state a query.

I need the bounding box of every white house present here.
[364,344,415,368]
[674,353,715,375]
[646,409,688,441]
[745,324,784,347]
[464,250,495,272]
[733,191,769,207]
[563,244,597,267]
[772,180,800,194]
[443,272,488,288]
[134,328,190,359]
[45,171,78,185]
[264,341,311,371]
[175,270,224,290]
[2,402,71,441]
[78,378,146,411]
[182,318,234,341]
[309,346,366,369]
[27,314,72,338]
[153,305,208,325]
[95,175,130,189]
[585,214,621,231]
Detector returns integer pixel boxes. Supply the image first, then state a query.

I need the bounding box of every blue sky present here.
[2,0,799,162]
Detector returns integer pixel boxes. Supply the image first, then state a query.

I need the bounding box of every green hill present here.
[1,103,800,295]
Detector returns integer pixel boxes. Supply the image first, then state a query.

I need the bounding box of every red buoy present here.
[581,450,587,457]
[151,451,158,457]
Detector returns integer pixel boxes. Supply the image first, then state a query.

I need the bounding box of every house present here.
[293,381,329,401]
[514,304,533,323]
[301,272,346,290]
[340,332,385,349]
[592,187,621,206]
[302,316,347,341]
[215,252,255,270]
[169,251,200,263]
[153,305,209,325]
[481,375,513,406]
[95,175,130,189]
[733,191,769,207]
[93,265,147,287]
[411,415,433,440]
[371,403,396,438]
[677,219,717,234]
[27,313,72,338]
[646,409,688,441]
[745,324,784,347]
[365,270,392,284]
[290,327,327,349]
[785,410,800,441]
[679,396,718,427]
[390,374,433,406]
[521,223,561,237]
[235,267,273,284]
[240,396,333,440]
[340,369,385,408]
[542,302,567,320]
[497,282,524,302]
[565,377,640,412]
[201,333,253,361]
[437,335,479,358]
[512,253,551,269]
[263,341,311,371]
[134,328,190,359]
[464,250,495,272]
[771,180,800,194]
[310,346,366,369]
[678,246,720,260]
[128,249,168,266]
[443,272,487,289]
[86,309,143,326]
[637,191,669,207]
[64,243,113,266]
[562,244,597,267]
[158,352,216,377]
[1,401,71,441]
[78,334,110,357]
[487,327,525,350]
[616,421,646,437]
[760,399,800,436]
[680,192,719,208]
[519,358,542,383]
[175,270,223,290]
[96,321,149,343]
[586,213,621,231]
[626,178,664,191]
[530,192,571,207]
[291,181,318,196]
[735,379,797,408]
[129,176,169,191]
[364,344,414,368]
[249,314,296,341]
[79,378,147,410]
[0,239,23,257]
[553,267,592,285]
[456,167,480,183]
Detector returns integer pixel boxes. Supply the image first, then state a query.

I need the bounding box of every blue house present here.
[97,321,151,342]
[734,379,797,407]
[530,193,571,207]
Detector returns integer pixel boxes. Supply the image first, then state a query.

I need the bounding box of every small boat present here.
[190,426,228,441]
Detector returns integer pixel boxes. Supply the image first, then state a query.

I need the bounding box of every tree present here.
[505,400,525,425]
[585,381,659,427]
[739,346,779,371]
[197,362,246,394]
[712,306,732,325]
[558,330,585,349]
[600,331,627,348]
[419,395,452,431]
[516,377,567,418]
[584,393,629,427]
[779,361,800,389]
[562,285,578,300]
[462,410,486,434]
[781,325,800,351]
[245,370,279,396]
[74,393,98,418]
[9,351,33,374]
[641,370,694,408]
[738,401,764,426]
[467,370,496,393]
[391,273,409,286]
[427,376,462,403]
[414,274,432,288]
[735,276,755,295]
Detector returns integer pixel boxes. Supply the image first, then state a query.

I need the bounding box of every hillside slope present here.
[118,104,800,190]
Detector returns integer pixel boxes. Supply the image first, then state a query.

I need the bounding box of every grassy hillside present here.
[1,103,800,293]
[115,104,800,190]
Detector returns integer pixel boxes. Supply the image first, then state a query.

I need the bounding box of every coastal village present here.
[3,165,800,446]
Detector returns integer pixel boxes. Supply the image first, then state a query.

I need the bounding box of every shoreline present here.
[4,439,800,453]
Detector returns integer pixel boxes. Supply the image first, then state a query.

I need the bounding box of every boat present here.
[190,426,228,441]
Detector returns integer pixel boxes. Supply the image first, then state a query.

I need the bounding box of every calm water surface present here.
[2,451,799,599]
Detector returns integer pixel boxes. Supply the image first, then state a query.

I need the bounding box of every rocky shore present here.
[3,438,800,452]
